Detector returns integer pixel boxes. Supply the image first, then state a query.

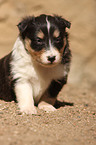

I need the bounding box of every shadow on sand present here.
[54,100,74,109]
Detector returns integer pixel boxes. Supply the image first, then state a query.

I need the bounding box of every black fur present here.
[17,14,71,52]
[62,33,71,65]
[48,76,67,98]
[0,53,16,101]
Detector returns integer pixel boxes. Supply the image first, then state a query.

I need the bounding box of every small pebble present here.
[84,104,89,107]
[0,111,3,114]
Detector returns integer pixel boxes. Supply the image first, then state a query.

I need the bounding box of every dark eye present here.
[37,38,43,44]
[55,37,61,43]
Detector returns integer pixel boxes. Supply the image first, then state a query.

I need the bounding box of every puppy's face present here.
[17,15,71,67]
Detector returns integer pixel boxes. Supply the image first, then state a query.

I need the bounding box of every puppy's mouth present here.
[36,60,59,68]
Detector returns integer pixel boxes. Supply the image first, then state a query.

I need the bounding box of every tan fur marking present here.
[24,38,45,62]
[60,37,66,54]
[37,30,44,39]
[53,29,60,38]
[39,90,56,105]
[38,90,56,112]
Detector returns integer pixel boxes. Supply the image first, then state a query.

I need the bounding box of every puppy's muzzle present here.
[47,56,56,63]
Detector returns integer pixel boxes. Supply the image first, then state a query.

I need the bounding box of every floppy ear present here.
[17,16,35,34]
[63,19,71,29]
[54,15,71,29]
[17,21,28,33]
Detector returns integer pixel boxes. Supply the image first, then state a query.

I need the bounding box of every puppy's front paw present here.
[38,102,56,113]
[19,105,37,115]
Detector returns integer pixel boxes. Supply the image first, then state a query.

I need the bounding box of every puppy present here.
[0,14,71,114]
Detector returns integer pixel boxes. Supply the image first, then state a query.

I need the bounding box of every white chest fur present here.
[31,62,65,102]
[11,37,67,103]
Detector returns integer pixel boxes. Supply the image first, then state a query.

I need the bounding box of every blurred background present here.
[0,0,96,91]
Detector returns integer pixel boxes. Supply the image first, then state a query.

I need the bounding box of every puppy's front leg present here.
[15,81,37,114]
[38,77,67,112]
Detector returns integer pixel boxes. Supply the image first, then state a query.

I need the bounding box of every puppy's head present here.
[17,14,71,67]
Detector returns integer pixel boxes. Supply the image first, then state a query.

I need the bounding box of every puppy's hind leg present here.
[38,91,57,113]
[38,77,67,112]
[15,81,37,114]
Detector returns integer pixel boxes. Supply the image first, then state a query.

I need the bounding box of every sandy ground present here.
[0,0,96,145]
[0,85,96,145]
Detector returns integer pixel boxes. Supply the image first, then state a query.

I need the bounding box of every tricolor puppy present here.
[0,14,71,114]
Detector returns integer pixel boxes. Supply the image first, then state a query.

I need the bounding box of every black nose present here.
[47,56,56,63]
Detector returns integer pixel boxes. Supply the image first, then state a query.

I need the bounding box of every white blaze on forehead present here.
[46,16,50,34]
[46,16,52,48]
[49,39,52,48]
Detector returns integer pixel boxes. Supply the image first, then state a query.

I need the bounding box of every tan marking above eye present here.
[37,30,44,39]
[53,29,60,38]
[24,38,45,61]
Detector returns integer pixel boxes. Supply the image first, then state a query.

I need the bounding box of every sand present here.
[0,0,96,145]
